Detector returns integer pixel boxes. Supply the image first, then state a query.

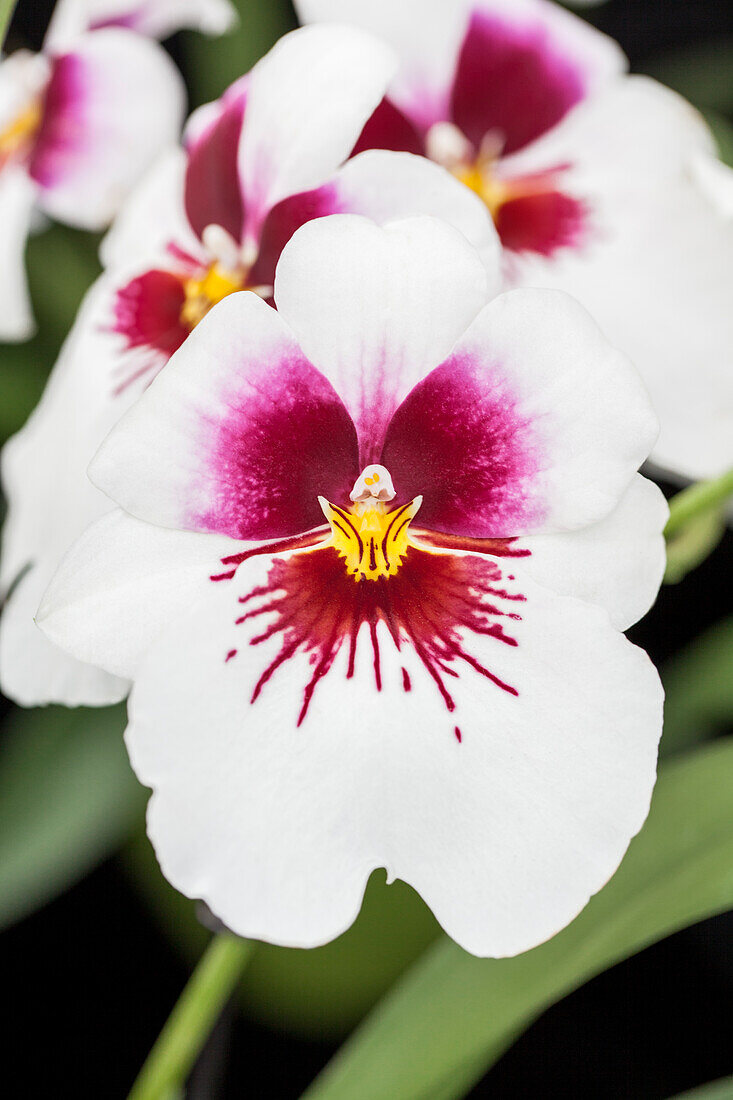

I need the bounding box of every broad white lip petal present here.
[32,30,185,230]
[114,551,662,958]
[45,0,237,49]
[237,24,397,242]
[274,214,490,449]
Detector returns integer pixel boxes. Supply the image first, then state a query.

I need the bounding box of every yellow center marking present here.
[180,262,244,329]
[318,496,423,581]
[455,161,511,220]
[0,99,42,161]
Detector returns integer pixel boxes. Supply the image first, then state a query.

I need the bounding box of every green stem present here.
[665,467,733,538]
[0,0,17,47]
[128,933,253,1100]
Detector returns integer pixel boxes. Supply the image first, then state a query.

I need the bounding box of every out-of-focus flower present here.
[45,0,237,47]
[39,215,665,957]
[296,0,733,482]
[0,25,185,340]
[0,25,498,706]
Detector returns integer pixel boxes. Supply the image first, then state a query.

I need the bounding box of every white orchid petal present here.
[237,25,396,240]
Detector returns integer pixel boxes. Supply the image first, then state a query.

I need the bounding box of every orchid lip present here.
[211,458,528,729]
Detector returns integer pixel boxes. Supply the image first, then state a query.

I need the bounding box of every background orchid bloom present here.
[295,0,733,484]
[44,0,237,48]
[0,24,499,708]
[38,214,666,959]
[0,21,186,342]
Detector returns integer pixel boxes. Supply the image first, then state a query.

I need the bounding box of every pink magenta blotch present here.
[199,341,540,742]
[350,7,590,259]
[29,53,89,190]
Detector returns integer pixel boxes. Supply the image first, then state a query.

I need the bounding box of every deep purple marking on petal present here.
[351,97,425,158]
[381,352,544,537]
[496,184,587,257]
[185,91,247,243]
[192,354,360,541]
[249,183,344,289]
[450,9,587,156]
[29,52,89,189]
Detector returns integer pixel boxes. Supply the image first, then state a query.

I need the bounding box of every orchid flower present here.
[0,21,185,341]
[38,215,666,958]
[296,0,733,483]
[0,25,498,706]
[44,0,237,47]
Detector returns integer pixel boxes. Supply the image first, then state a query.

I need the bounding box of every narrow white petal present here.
[274,214,490,436]
[237,25,396,238]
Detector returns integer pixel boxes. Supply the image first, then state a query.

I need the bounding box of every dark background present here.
[2,0,732,1096]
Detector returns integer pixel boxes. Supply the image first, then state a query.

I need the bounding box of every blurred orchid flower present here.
[39,215,665,958]
[0,25,498,705]
[0,23,185,340]
[296,0,733,483]
[45,0,237,47]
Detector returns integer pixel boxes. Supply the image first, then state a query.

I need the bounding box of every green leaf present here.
[0,703,144,929]
[302,739,733,1100]
[661,617,733,756]
[664,506,725,585]
[642,41,733,114]
[127,831,440,1040]
[180,0,297,109]
[0,0,17,47]
[671,1079,733,1100]
[704,110,733,169]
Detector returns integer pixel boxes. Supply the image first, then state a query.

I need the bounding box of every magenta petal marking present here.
[185,90,247,244]
[351,97,425,158]
[380,353,544,537]
[113,268,189,358]
[248,183,344,289]
[28,53,89,189]
[192,354,360,541]
[496,182,587,257]
[233,543,523,731]
[450,9,587,156]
